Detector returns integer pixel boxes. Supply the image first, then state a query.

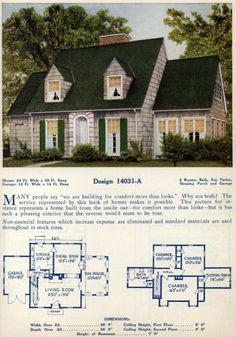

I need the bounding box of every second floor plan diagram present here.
[127,244,231,307]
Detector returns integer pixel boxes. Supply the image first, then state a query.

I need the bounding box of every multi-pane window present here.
[212,119,216,136]
[157,119,177,144]
[195,120,204,133]
[184,119,205,142]
[107,76,122,99]
[47,81,60,101]
[107,119,120,154]
[184,120,193,133]
[214,81,223,101]
[158,119,177,134]
[221,121,225,136]
[217,120,221,136]
[46,120,58,148]
[212,118,225,137]
[158,120,166,133]
[107,119,119,134]
[168,120,177,134]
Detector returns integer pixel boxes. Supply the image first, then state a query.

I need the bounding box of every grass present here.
[3,158,230,167]
[3,158,34,167]
[45,159,228,167]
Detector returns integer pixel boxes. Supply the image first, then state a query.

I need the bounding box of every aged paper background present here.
[0,1,235,336]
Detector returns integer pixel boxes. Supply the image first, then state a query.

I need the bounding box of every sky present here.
[2,2,216,59]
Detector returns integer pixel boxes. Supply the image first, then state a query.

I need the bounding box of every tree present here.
[164,4,232,131]
[161,133,188,166]
[3,5,131,126]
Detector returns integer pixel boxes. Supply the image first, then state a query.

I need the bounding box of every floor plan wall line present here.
[3,236,109,314]
[127,244,231,307]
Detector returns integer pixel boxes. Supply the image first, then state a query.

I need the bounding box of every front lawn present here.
[3,158,34,167]
[44,159,228,167]
[3,158,230,167]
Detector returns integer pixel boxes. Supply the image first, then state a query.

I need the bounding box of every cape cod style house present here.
[8,33,227,158]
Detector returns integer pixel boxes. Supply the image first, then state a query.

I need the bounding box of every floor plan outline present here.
[3,236,109,314]
[127,244,231,307]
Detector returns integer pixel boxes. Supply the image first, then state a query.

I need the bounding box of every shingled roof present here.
[8,72,46,116]
[9,38,163,115]
[116,58,136,78]
[55,64,74,83]
[154,55,219,110]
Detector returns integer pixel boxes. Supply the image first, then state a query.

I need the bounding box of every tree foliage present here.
[161,133,188,166]
[3,5,131,125]
[164,4,232,125]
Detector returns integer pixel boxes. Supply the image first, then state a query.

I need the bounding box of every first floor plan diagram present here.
[3,236,109,314]
[127,244,231,307]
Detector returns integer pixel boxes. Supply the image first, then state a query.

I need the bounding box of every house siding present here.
[9,116,30,156]
[140,43,167,152]
[210,98,226,137]
[209,66,227,136]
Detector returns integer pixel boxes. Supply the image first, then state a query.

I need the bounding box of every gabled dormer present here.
[103,57,135,100]
[44,64,74,103]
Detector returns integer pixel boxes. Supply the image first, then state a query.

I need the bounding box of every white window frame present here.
[105,117,121,156]
[156,117,178,135]
[182,117,206,141]
[73,115,89,146]
[211,117,225,137]
[106,75,123,100]
[155,117,178,156]
[214,81,223,102]
[46,80,62,103]
[45,119,58,149]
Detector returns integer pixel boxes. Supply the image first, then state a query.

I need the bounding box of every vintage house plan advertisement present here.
[0,1,235,336]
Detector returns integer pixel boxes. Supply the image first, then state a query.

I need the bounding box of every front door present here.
[76,116,88,144]
[106,119,120,156]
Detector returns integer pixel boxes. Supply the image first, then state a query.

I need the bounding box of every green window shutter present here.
[120,118,128,152]
[58,120,65,154]
[99,118,106,152]
[40,120,45,151]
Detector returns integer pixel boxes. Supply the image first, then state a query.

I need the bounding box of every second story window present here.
[47,80,61,102]
[214,81,223,101]
[107,76,122,99]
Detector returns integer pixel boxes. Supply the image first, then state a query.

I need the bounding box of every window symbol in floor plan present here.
[127,244,231,307]
[3,236,109,314]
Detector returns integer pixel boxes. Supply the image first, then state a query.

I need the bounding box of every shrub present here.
[183,136,232,164]
[97,151,110,161]
[161,134,232,165]
[129,139,144,160]
[72,144,99,162]
[215,136,232,165]
[120,150,137,162]
[33,148,63,161]
[185,137,218,161]
[14,140,32,159]
[3,131,10,157]
[161,133,188,166]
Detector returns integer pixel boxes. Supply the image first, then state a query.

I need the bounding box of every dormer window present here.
[104,58,135,100]
[214,81,223,101]
[107,75,123,99]
[47,80,61,102]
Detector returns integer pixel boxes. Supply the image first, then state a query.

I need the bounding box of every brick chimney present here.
[99,33,131,46]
